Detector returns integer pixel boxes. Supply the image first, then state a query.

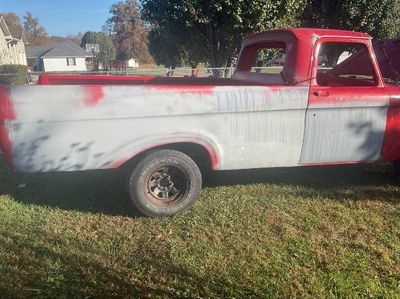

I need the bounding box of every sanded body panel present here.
[9,85,309,172]
[300,106,388,163]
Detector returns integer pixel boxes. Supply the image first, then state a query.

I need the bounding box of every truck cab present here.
[234,28,400,165]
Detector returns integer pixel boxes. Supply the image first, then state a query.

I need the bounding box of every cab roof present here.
[237,28,372,85]
[243,28,371,46]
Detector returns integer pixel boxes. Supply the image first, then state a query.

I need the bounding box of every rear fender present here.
[102,135,221,171]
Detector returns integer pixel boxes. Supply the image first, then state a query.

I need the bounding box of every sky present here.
[0,0,118,36]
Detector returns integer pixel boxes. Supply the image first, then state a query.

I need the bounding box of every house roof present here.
[0,15,27,42]
[26,41,89,59]
[26,45,53,58]
[12,29,27,42]
[0,16,11,37]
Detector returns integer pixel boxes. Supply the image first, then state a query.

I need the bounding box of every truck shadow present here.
[205,163,396,188]
[0,157,398,217]
[0,166,132,217]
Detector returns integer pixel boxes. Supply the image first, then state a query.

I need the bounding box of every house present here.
[127,58,139,68]
[26,41,89,72]
[0,16,27,66]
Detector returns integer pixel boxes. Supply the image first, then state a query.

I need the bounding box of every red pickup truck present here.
[0,28,399,217]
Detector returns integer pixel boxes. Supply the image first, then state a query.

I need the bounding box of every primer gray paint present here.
[300,105,388,163]
[10,85,310,172]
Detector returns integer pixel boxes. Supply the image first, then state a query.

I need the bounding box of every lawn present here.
[0,158,399,298]
[126,67,167,77]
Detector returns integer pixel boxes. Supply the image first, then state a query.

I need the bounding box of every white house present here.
[26,41,89,72]
[127,58,139,68]
[0,16,27,66]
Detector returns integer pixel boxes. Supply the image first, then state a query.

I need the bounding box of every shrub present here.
[0,65,27,85]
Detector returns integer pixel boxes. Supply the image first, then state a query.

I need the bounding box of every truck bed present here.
[37,74,269,86]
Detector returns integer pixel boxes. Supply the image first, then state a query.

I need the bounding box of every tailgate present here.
[0,86,14,169]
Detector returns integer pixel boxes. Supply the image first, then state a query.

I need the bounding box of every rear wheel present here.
[128,149,202,217]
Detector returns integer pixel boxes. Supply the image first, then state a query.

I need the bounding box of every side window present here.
[251,47,286,74]
[317,42,377,87]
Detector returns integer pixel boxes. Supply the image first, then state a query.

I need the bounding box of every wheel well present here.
[123,142,214,173]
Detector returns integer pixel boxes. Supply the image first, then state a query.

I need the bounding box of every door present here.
[300,38,390,164]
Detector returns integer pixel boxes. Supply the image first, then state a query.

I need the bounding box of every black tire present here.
[128,149,202,217]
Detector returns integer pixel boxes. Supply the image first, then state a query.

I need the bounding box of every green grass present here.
[251,66,283,74]
[0,158,399,298]
[126,67,167,77]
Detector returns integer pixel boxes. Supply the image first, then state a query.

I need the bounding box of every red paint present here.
[238,28,369,86]
[381,105,400,161]
[332,38,400,83]
[39,74,156,85]
[106,139,219,170]
[244,28,370,42]
[83,85,104,107]
[306,35,390,106]
[0,86,15,170]
[374,39,400,82]
[37,75,49,85]
[37,73,268,87]
[307,86,390,106]
[107,159,128,169]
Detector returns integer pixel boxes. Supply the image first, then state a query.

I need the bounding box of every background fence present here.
[0,66,290,84]
[24,67,237,84]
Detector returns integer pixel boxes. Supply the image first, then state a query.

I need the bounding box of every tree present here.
[302,0,400,39]
[49,32,84,45]
[105,0,153,63]
[142,0,305,68]
[148,28,183,68]
[148,27,203,69]
[81,31,116,70]
[0,12,23,38]
[23,11,49,45]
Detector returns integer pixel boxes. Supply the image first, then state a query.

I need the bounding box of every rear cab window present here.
[235,41,287,84]
[250,45,286,74]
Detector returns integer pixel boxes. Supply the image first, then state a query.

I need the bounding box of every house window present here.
[67,57,76,66]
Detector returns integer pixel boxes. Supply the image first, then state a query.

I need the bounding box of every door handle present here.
[313,90,330,97]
